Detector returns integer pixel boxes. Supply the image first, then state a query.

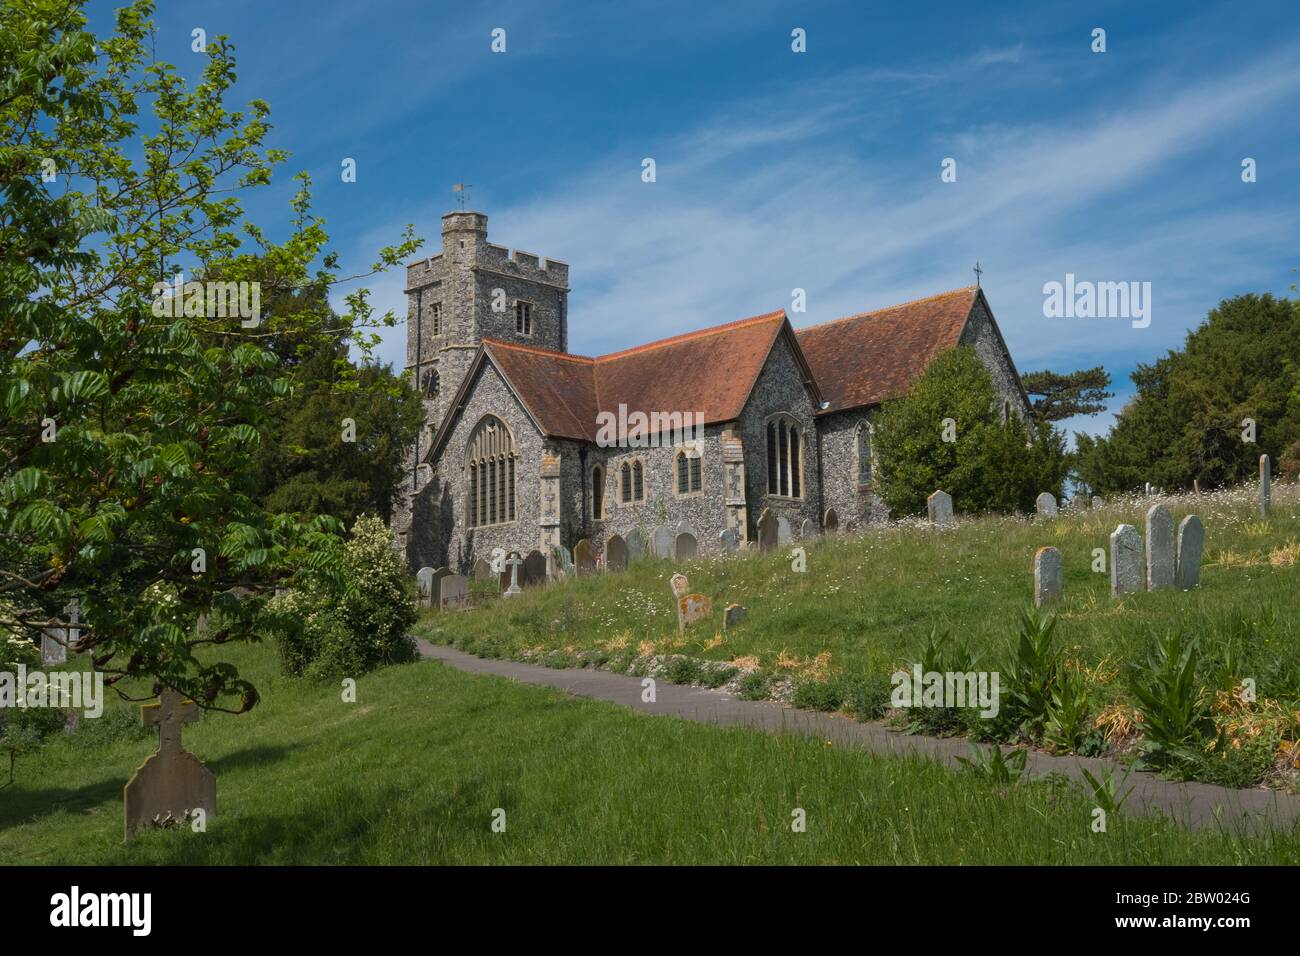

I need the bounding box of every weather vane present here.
[452,183,472,210]
[973,261,983,288]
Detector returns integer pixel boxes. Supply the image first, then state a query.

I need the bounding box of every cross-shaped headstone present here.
[143,688,200,756]
[124,687,216,841]
[503,552,524,598]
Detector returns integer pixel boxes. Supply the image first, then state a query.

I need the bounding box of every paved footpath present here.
[419,640,1300,834]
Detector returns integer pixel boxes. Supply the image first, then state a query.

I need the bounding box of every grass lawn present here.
[3,639,1300,865]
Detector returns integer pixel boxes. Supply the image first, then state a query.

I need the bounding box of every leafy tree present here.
[1075,294,1300,494]
[0,1,420,711]
[1021,367,1113,422]
[872,347,1068,515]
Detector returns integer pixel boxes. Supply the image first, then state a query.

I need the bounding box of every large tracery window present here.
[765,415,803,499]
[466,415,517,528]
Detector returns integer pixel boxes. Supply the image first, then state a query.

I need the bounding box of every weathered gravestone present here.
[472,558,493,581]
[574,539,596,576]
[605,535,628,572]
[1035,492,1058,519]
[1033,547,1062,607]
[799,518,815,539]
[674,531,698,560]
[124,688,215,841]
[719,528,739,552]
[41,598,78,665]
[502,552,524,597]
[823,509,839,534]
[523,550,547,585]
[756,508,778,552]
[927,490,954,529]
[625,528,646,563]
[651,526,673,559]
[723,603,746,629]
[416,567,436,607]
[1175,515,1205,591]
[1110,524,1143,597]
[428,568,453,606]
[670,573,711,634]
[1091,496,1103,510]
[1145,504,1175,591]
[440,574,469,610]
[1260,454,1272,519]
[776,516,792,546]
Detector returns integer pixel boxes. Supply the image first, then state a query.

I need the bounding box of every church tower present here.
[393,211,569,564]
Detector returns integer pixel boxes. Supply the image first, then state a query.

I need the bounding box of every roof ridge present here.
[482,338,596,363]
[797,286,977,335]
[594,310,785,362]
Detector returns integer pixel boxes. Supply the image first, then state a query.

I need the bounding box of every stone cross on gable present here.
[143,688,200,756]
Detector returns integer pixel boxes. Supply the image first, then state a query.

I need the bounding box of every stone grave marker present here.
[1110,524,1142,597]
[1091,496,1103,510]
[41,598,78,665]
[674,531,698,560]
[799,518,815,539]
[723,604,746,629]
[472,558,493,581]
[502,552,524,597]
[719,528,739,552]
[440,574,469,610]
[625,528,646,563]
[823,509,839,534]
[1175,515,1204,591]
[927,490,954,529]
[523,550,547,585]
[605,535,628,572]
[124,688,216,841]
[776,516,792,546]
[1033,547,1062,607]
[651,526,673,559]
[574,539,596,575]
[1145,504,1175,591]
[757,508,778,552]
[1035,492,1057,518]
[416,567,436,607]
[669,574,711,634]
[1260,454,1271,519]
[428,567,453,606]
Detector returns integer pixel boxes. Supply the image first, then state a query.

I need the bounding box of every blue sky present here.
[107,0,1300,438]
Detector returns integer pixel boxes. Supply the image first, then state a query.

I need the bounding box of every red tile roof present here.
[795,287,977,414]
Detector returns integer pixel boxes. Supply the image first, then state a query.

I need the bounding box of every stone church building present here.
[392,210,1028,571]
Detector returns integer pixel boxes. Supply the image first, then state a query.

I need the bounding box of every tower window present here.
[420,367,439,397]
[515,300,532,335]
[765,415,803,498]
[430,301,443,336]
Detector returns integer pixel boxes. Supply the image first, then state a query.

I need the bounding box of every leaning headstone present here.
[799,518,815,539]
[1033,547,1062,607]
[574,539,596,576]
[1110,524,1142,597]
[625,528,646,563]
[776,516,792,546]
[757,508,778,552]
[651,526,673,559]
[605,535,628,572]
[440,574,469,610]
[1035,492,1057,519]
[1145,504,1175,591]
[416,567,436,607]
[823,509,839,534]
[1175,515,1204,591]
[719,528,739,552]
[674,532,698,560]
[670,573,691,600]
[1260,454,1271,518]
[124,688,216,841]
[723,604,747,629]
[927,490,954,529]
[669,573,710,633]
[472,558,493,581]
[522,550,547,585]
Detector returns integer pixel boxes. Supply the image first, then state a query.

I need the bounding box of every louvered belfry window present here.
[466,415,517,528]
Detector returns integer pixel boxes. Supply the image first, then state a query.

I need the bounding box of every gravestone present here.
[651,526,673,559]
[502,552,524,597]
[472,558,493,581]
[40,598,78,665]
[1175,515,1204,591]
[669,573,711,634]
[1145,482,1152,497]
[1110,524,1143,597]
[523,550,547,585]
[674,532,698,560]
[1145,504,1175,591]
[670,573,691,600]
[440,574,469,610]
[1091,496,1103,510]
[756,509,778,552]
[723,604,746,629]
[625,528,646,563]
[927,490,954,529]
[1193,479,1201,496]
[1033,547,1062,607]
[719,528,739,552]
[1035,492,1057,518]
[823,509,839,534]
[776,516,792,546]
[605,535,628,572]
[428,567,453,606]
[574,539,596,575]
[799,518,815,539]
[416,567,436,607]
[124,688,216,841]
[1260,454,1271,519]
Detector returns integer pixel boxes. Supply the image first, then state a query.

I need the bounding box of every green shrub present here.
[841,674,892,720]
[1127,631,1214,778]
[1198,730,1279,789]
[737,670,771,701]
[1000,608,1062,741]
[699,665,739,689]
[662,657,702,685]
[791,678,843,712]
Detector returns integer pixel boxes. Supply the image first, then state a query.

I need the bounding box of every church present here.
[392,210,1029,571]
